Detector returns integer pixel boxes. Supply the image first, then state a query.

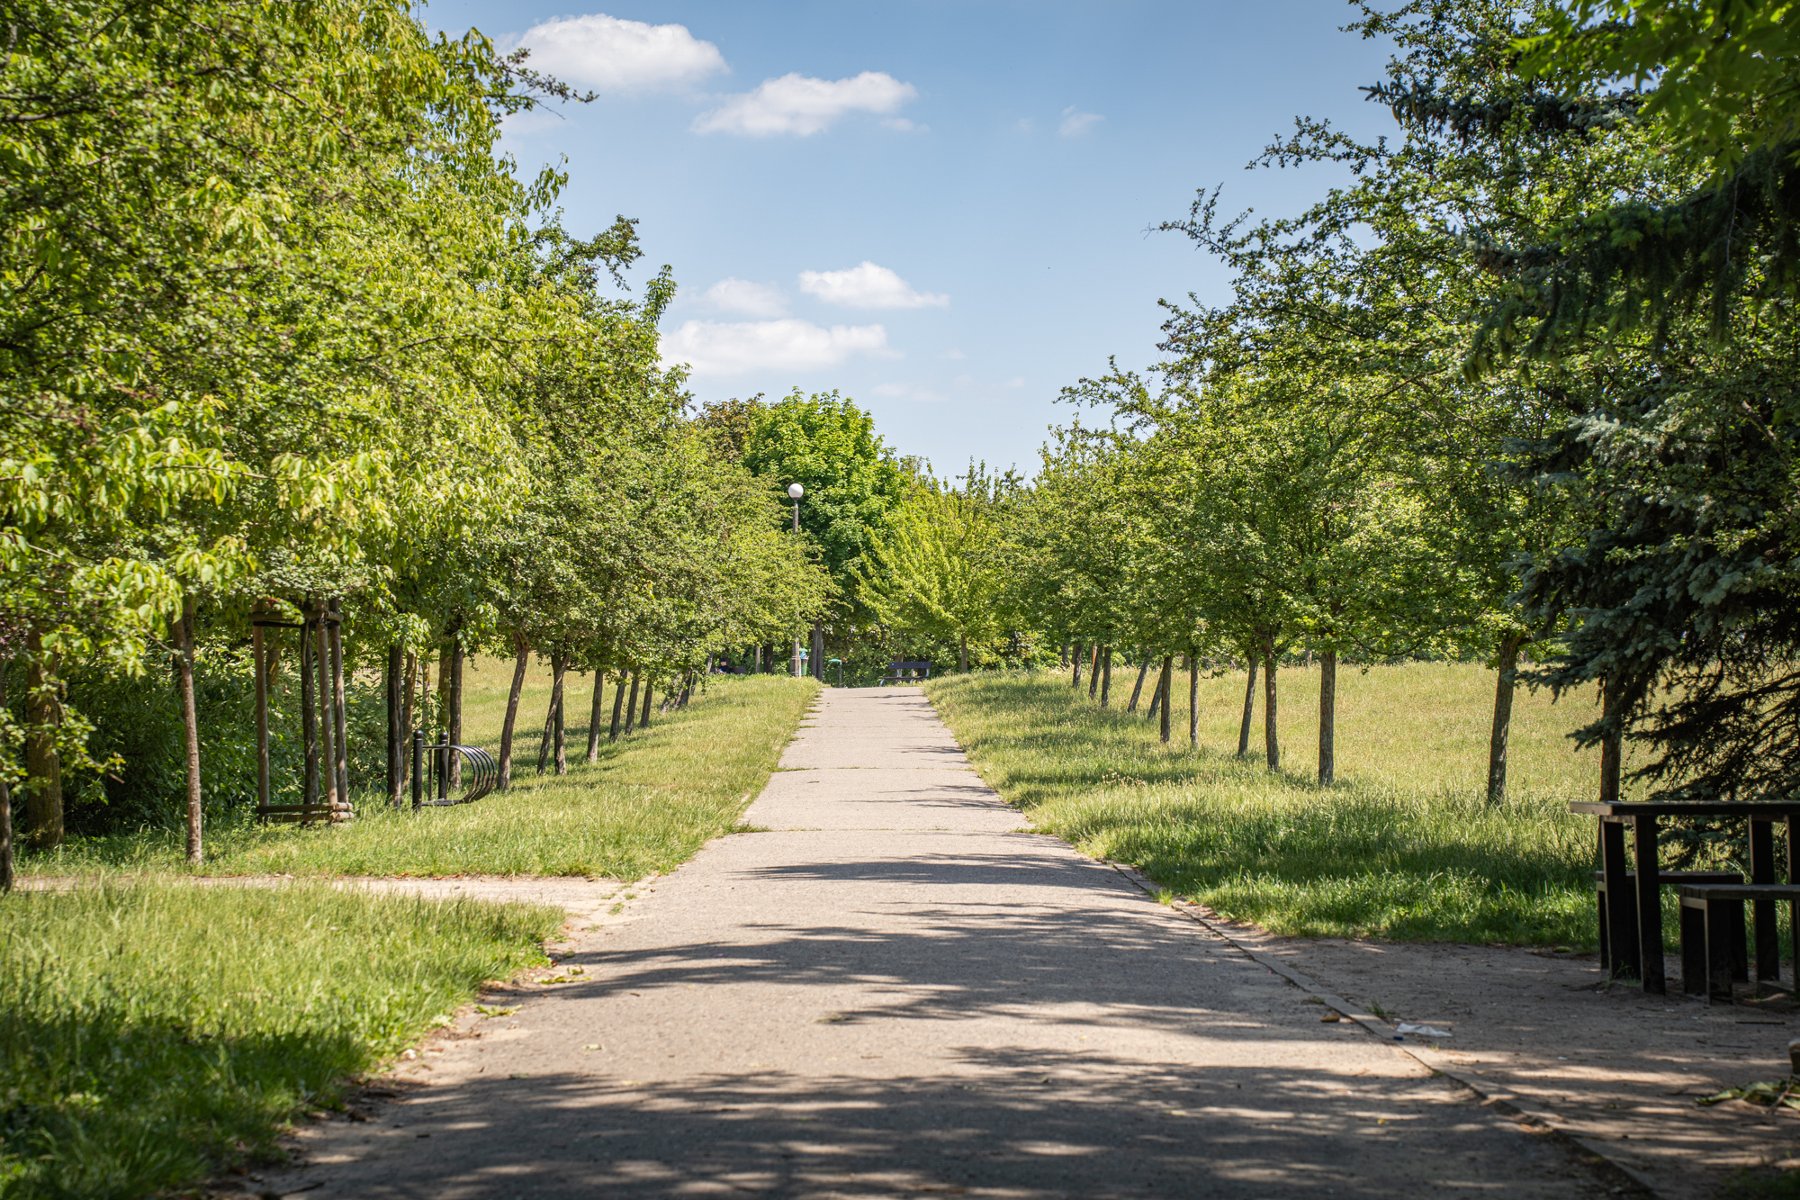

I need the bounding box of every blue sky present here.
[422,1,1399,475]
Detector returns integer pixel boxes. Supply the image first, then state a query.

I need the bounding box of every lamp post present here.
[788,482,805,678]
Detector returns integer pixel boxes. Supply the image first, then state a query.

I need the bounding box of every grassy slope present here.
[0,883,561,1200]
[34,669,820,879]
[928,663,1603,946]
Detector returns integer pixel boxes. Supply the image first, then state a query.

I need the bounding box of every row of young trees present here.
[843,0,1800,811]
[0,2,829,886]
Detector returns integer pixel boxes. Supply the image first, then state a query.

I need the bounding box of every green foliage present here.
[0,882,559,1199]
[855,473,1013,670]
[32,663,817,879]
[739,390,907,608]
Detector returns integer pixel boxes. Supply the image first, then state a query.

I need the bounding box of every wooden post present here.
[299,607,319,822]
[315,603,341,821]
[328,600,350,815]
[254,607,273,821]
[0,670,11,891]
[176,600,203,863]
[385,642,403,807]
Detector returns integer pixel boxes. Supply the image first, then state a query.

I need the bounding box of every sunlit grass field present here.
[0,883,561,1200]
[928,663,1608,946]
[32,666,819,879]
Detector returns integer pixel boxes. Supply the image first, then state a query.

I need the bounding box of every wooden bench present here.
[1594,870,1739,972]
[1679,884,1800,1001]
[881,659,931,685]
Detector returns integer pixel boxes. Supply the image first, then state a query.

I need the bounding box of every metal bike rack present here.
[407,731,500,808]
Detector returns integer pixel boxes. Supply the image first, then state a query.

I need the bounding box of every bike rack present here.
[407,731,500,808]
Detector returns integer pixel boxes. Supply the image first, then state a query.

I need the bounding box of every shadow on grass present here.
[1,1010,365,1199]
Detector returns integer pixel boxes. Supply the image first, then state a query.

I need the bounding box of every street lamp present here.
[788,483,805,678]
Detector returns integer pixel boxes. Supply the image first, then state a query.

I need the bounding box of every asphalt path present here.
[262,687,1608,1199]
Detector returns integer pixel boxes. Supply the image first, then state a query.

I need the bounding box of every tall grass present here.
[928,664,1604,946]
[32,670,819,879]
[0,882,560,1199]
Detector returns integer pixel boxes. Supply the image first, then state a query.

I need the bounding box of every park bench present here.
[1680,883,1800,1002]
[881,659,932,685]
[1594,870,1739,972]
[1571,799,1800,995]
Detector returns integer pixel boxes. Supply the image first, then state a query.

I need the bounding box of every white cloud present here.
[662,319,890,377]
[700,278,787,318]
[694,71,917,136]
[1058,106,1104,138]
[518,14,726,93]
[798,261,948,310]
[871,382,947,404]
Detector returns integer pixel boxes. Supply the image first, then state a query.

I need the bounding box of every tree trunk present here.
[175,601,203,864]
[552,653,569,775]
[498,635,529,790]
[639,678,654,729]
[1262,642,1279,771]
[385,642,403,806]
[624,672,640,734]
[1598,676,1623,805]
[1188,654,1199,747]
[1126,659,1149,713]
[538,651,566,774]
[1158,656,1174,744]
[1060,643,1070,669]
[23,632,67,849]
[1486,632,1526,805]
[446,634,464,786]
[586,669,607,763]
[609,672,628,741]
[1071,643,1083,688]
[1088,644,1101,699]
[0,670,11,891]
[1236,658,1258,758]
[958,633,969,673]
[1147,658,1164,722]
[1318,648,1337,785]
[1100,646,1113,707]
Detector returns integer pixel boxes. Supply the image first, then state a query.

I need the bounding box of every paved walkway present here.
[261,689,1607,1198]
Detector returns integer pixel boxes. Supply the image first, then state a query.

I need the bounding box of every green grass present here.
[30,670,819,879]
[0,881,561,1199]
[927,663,1606,946]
